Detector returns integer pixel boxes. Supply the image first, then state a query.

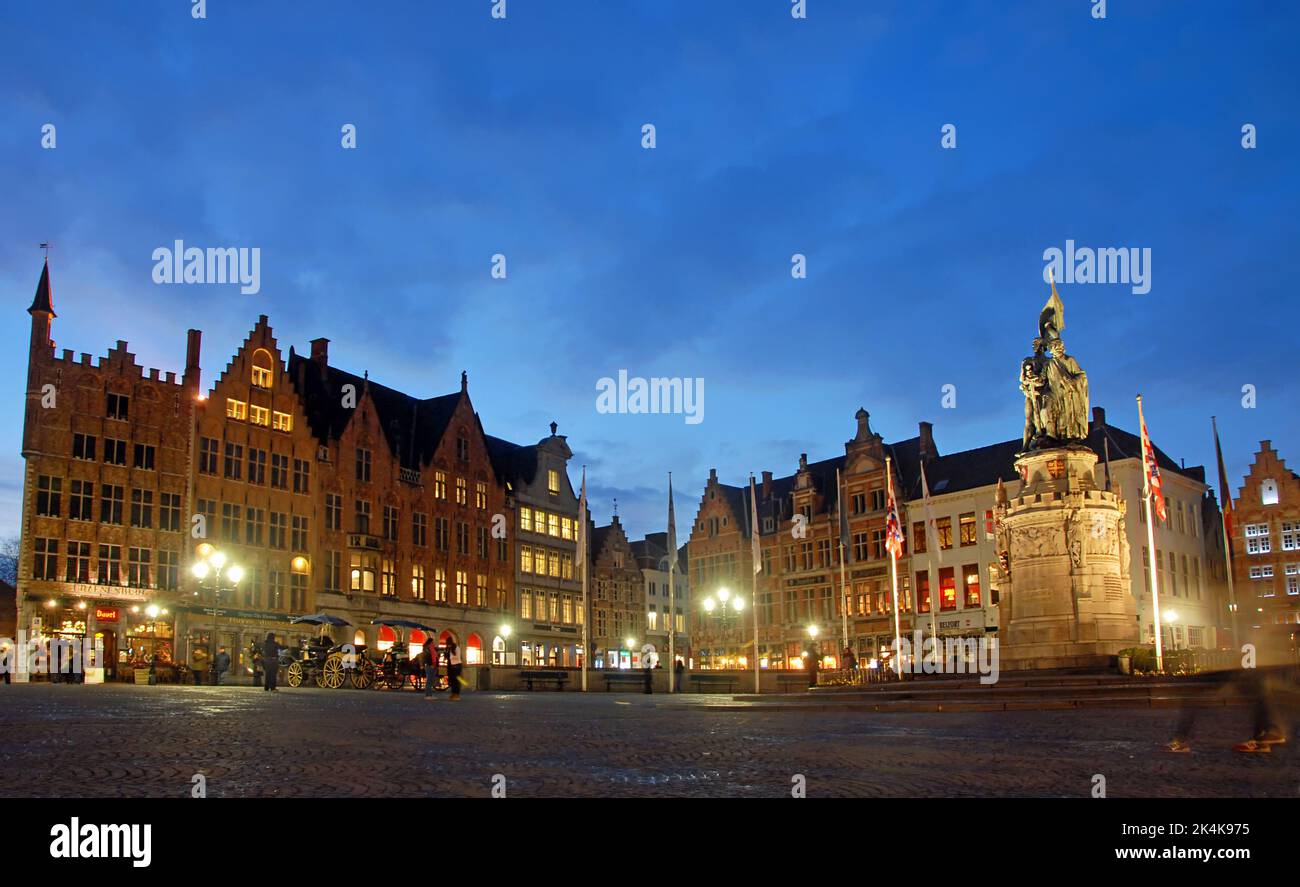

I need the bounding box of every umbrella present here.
[291,613,352,627]
[370,618,437,632]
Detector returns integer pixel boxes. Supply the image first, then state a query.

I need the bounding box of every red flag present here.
[1139,404,1167,523]
[884,472,905,559]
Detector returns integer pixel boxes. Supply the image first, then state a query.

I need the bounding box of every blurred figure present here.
[1166,625,1297,754]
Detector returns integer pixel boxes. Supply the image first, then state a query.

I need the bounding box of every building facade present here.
[630,532,689,666]
[16,262,518,681]
[1231,440,1300,627]
[689,409,921,670]
[588,516,644,669]
[488,424,584,667]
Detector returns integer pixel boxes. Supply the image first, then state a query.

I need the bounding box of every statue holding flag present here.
[1020,273,1089,449]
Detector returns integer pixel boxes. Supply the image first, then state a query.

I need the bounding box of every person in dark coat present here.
[673,657,684,693]
[806,647,820,689]
[423,636,440,699]
[261,633,282,691]
[251,645,263,687]
[213,647,231,685]
[445,638,462,700]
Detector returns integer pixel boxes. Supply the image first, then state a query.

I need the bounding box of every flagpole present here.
[1137,396,1165,674]
[749,476,761,695]
[920,460,940,674]
[836,468,849,659]
[667,472,676,694]
[579,466,589,692]
[886,456,903,677]
[1212,417,1241,651]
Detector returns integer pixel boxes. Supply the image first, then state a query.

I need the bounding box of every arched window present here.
[1262,479,1280,506]
[352,629,365,648]
[408,629,427,660]
[466,633,483,665]
[251,349,274,389]
[376,625,396,652]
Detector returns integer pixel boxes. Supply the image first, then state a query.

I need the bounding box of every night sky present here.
[1,1,1296,541]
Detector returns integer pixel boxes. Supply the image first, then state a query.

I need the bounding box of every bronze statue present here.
[1020,274,1089,449]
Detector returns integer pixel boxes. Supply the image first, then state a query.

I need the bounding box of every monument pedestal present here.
[993,446,1138,671]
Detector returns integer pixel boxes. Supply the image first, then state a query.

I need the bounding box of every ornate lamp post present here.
[191,543,243,684]
[701,586,744,668]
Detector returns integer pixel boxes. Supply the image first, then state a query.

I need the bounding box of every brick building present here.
[588,515,644,669]
[1231,441,1300,626]
[689,409,921,671]
[15,262,516,681]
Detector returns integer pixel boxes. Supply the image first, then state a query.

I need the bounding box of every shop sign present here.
[94,607,120,622]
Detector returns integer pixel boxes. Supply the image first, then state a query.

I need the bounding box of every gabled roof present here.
[287,351,461,469]
[484,435,539,487]
[903,438,1022,499]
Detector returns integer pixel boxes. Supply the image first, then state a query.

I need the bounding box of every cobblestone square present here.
[1,684,1297,798]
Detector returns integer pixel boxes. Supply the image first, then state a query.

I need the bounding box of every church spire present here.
[28,258,55,317]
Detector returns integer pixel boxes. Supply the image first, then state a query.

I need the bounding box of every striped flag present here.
[884,467,905,559]
[1138,399,1167,523]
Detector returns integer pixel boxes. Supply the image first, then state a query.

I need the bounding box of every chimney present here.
[184,329,202,392]
[918,421,936,460]
[310,337,329,374]
[1092,405,1106,429]
[709,468,717,483]
[762,470,773,499]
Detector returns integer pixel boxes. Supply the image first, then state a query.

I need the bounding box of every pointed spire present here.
[28,259,55,317]
[461,370,468,393]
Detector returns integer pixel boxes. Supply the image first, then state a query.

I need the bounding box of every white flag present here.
[666,473,678,571]
[749,476,762,574]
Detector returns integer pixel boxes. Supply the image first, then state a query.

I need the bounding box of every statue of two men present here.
[1020,282,1089,449]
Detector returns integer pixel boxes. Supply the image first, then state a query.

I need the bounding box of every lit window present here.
[226,399,248,421]
[251,365,273,389]
[272,411,292,432]
[520,507,533,533]
[249,405,270,427]
[548,469,560,495]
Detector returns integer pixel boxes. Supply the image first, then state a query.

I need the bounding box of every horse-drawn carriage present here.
[284,613,375,689]
[370,618,447,692]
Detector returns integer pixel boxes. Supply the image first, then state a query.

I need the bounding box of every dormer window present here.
[456,432,470,462]
[548,469,560,495]
[252,365,272,389]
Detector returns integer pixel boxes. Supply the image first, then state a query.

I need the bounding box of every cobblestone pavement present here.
[1,684,1297,798]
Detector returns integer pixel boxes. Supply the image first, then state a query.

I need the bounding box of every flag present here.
[1212,417,1235,542]
[666,473,678,571]
[1138,401,1167,523]
[884,468,905,559]
[918,460,938,556]
[749,476,762,574]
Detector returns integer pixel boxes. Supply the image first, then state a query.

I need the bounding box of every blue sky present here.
[1,0,1296,541]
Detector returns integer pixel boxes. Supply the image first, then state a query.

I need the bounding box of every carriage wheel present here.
[286,661,303,688]
[351,659,375,690]
[385,670,404,691]
[322,654,345,689]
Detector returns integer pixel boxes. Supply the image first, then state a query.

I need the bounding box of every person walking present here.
[251,644,263,688]
[1,640,12,684]
[1165,626,1294,754]
[213,646,231,685]
[806,646,820,689]
[261,633,282,691]
[673,657,684,693]
[446,637,462,700]
[423,635,440,700]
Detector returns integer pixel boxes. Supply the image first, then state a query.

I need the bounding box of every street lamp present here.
[191,546,243,685]
[1163,609,1179,652]
[700,586,746,668]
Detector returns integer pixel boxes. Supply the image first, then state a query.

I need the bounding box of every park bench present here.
[602,671,649,692]
[688,673,739,693]
[519,669,569,691]
[778,673,812,692]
